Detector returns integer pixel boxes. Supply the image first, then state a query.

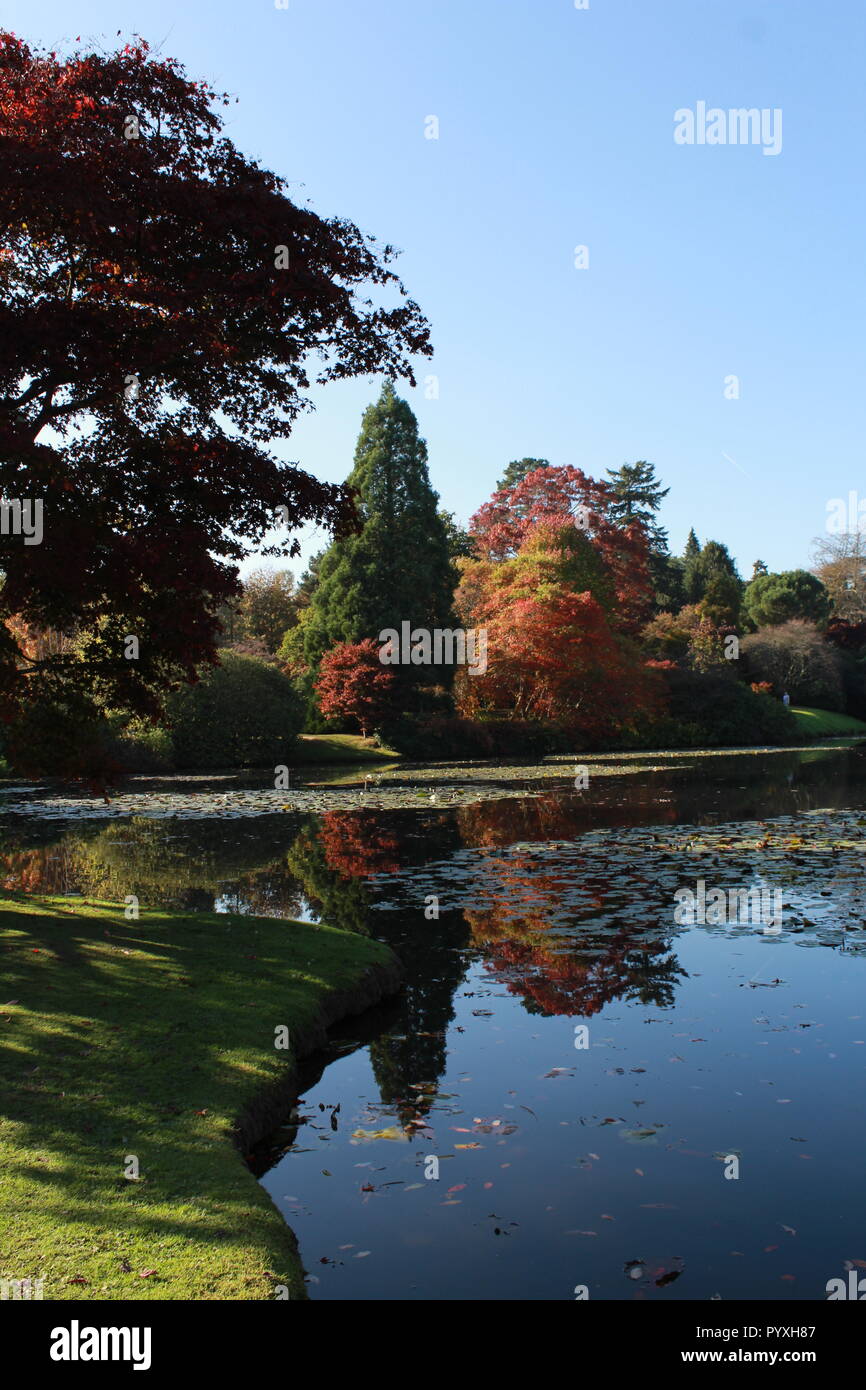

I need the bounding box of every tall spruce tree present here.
[682,529,703,602]
[606,461,680,611]
[303,382,455,673]
[605,461,670,551]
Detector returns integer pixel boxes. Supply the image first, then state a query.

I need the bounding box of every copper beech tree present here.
[0,32,430,760]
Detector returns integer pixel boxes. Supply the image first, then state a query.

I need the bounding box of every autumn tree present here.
[741,621,845,710]
[812,529,866,621]
[469,464,654,635]
[237,568,297,652]
[455,522,660,735]
[0,32,430,761]
[314,638,397,738]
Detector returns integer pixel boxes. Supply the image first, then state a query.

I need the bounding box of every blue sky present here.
[9,0,865,579]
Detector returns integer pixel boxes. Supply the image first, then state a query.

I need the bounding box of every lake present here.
[2,742,865,1300]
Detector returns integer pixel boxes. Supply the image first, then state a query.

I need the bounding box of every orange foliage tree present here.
[455,522,661,736]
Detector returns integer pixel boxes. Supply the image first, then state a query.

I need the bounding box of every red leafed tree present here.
[469,464,653,634]
[455,522,661,735]
[314,639,396,738]
[0,32,430,756]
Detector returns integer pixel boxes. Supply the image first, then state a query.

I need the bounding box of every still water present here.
[3,744,866,1299]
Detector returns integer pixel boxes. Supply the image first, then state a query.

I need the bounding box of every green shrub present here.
[167,650,305,770]
[629,668,798,748]
[110,720,175,773]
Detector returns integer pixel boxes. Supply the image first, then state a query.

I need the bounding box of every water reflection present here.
[3,745,866,1298]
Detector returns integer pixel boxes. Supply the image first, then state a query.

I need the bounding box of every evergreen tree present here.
[685,538,741,606]
[303,383,455,677]
[682,529,703,602]
[606,461,676,612]
[439,510,476,561]
[652,554,687,613]
[496,457,551,493]
[296,550,325,608]
[702,571,743,628]
[605,461,670,552]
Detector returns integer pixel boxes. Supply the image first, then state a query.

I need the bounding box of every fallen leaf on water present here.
[354,1251,371,1259]
[634,1168,644,1177]
[764,1244,779,1253]
[447,1184,466,1194]
[781,1225,796,1236]
[455,1142,481,1149]
[351,1127,406,1142]
[780,1274,796,1281]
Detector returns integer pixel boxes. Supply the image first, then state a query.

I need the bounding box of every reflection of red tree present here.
[0,847,74,895]
[460,851,606,938]
[319,811,402,879]
[473,931,671,1017]
[457,793,677,851]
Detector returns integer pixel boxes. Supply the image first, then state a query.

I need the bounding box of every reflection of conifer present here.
[367,906,471,1123]
[286,820,373,936]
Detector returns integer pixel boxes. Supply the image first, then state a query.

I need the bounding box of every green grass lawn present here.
[295,732,401,764]
[790,707,866,737]
[0,894,400,1301]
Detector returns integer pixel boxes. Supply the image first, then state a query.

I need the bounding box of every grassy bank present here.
[295,733,401,763]
[0,894,401,1300]
[791,707,866,737]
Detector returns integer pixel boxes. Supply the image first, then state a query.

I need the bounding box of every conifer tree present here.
[303,383,455,674]
[605,461,670,552]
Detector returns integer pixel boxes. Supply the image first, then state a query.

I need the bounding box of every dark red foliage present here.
[319,811,402,879]
[0,31,430,737]
[315,639,397,738]
[825,618,866,651]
